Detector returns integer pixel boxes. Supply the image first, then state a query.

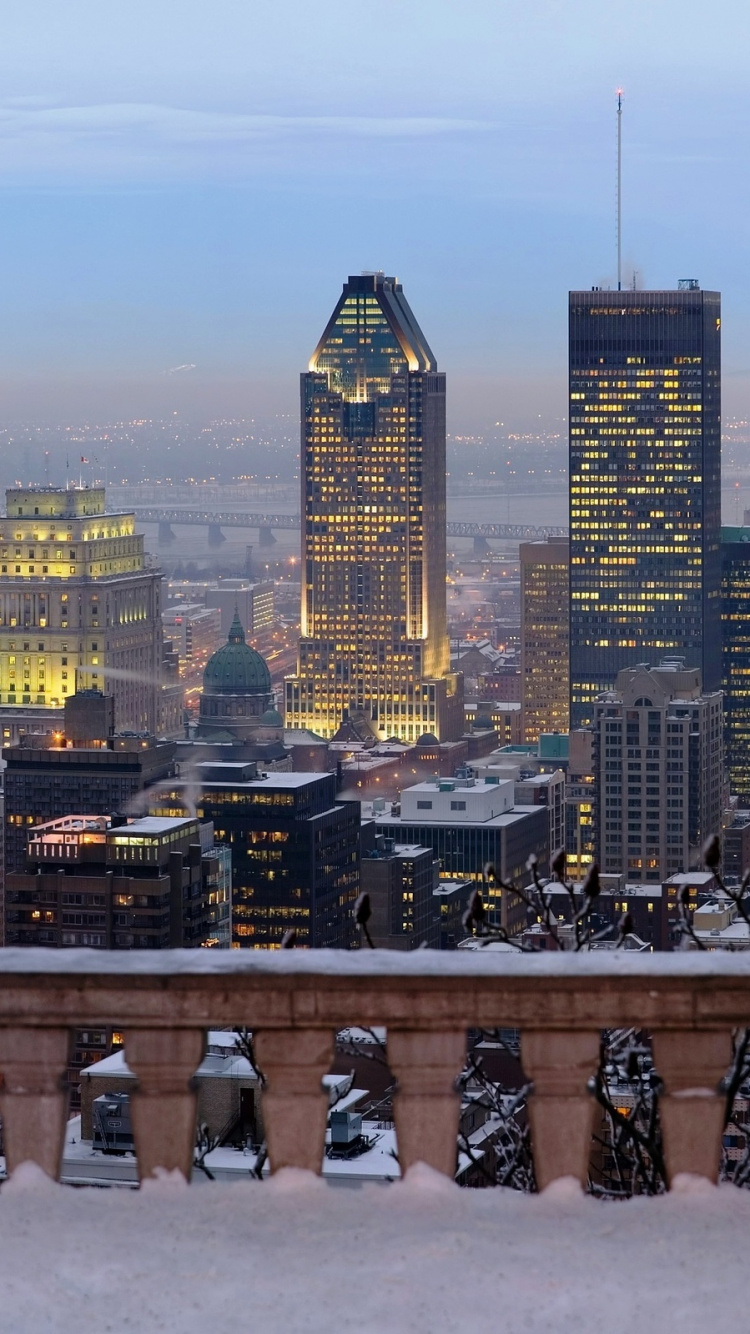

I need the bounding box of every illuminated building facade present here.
[569,284,721,727]
[721,526,750,798]
[286,272,462,742]
[196,765,360,948]
[520,538,570,742]
[0,486,162,741]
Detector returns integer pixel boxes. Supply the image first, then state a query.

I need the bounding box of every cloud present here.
[0,101,494,179]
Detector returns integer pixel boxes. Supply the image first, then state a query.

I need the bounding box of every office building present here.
[592,661,723,882]
[5,814,227,949]
[161,603,222,678]
[368,776,549,936]
[520,538,570,742]
[721,526,750,799]
[205,579,274,638]
[3,692,176,885]
[723,812,750,883]
[195,765,360,948]
[0,485,163,741]
[569,284,721,727]
[514,770,566,855]
[360,837,439,949]
[565,729,596,879]
[286,272,462,742]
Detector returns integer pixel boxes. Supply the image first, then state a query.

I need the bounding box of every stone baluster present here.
[0,1026,70,1180]
[652,1030,732,1184]
[522,1030,600,1190]
[388,1029,467,1178]
[254,1029,334,1173]
[125,1028,205,1183]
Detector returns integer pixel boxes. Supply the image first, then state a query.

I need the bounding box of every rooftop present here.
[197,767,328,790]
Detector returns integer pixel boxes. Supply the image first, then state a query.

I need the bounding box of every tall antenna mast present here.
[616,88,623,291]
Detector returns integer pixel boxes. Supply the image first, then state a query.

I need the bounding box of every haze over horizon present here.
[1,0,749,434]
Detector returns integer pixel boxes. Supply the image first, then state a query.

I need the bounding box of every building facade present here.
[592,662,724,883]
[5,814,225,949]
[569,284,721,727]
[371,776,549,936]
[161,603,222,678]
[520,538,570,743]
[0,485,163,740]
[3,692,176,884]
[195,765,360,948]
[286,272,462,742]
[721,526,750,800]
[360,838,439,950]
[205,580,274,638]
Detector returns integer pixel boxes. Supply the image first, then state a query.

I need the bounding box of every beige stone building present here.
[0,485,162,742]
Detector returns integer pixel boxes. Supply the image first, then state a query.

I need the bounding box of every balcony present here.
[0,948,749,1331]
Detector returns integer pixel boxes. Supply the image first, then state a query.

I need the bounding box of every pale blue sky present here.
[0,0,748,429]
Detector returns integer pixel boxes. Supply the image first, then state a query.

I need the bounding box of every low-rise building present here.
[5,813,228,951]
[365,776,549,937]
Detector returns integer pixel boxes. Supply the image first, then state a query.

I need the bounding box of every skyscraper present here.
[285,272,462,742]
[519,537,570,742]
[569,283,721,727]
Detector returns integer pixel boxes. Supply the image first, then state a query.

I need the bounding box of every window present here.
[416,800,433,810]
[450,800,466,811]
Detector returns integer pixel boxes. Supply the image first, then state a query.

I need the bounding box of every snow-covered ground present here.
[1,1163,748,1333]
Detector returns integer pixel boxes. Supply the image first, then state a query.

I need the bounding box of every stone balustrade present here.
[0,947,748,1189]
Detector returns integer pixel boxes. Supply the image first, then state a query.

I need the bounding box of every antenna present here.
[616,89,623,291]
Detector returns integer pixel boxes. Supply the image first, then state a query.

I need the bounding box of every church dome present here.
[259,706,283,726]
[203,611,272,696]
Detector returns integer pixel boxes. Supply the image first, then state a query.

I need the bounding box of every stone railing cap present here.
[1,946,750,981]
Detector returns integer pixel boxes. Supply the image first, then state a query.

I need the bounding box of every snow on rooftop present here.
[1,1163,749,1333]
[118,816,196,834]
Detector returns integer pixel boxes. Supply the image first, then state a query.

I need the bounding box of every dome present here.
[259,707,283,727]
[203,611,272,696]
[415,732,439,748]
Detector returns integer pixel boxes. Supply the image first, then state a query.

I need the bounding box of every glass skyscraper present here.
[285,273,462,741]
[569,283,721,727]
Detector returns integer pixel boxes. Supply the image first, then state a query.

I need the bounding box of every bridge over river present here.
[132,507,568,550]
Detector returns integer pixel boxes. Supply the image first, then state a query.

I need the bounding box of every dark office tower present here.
[721,526,750,799]
[569,283,721,727]
[285,273,462,743]
[195,764,360,948]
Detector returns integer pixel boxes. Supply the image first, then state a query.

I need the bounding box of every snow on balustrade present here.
[0,1161,748,1334]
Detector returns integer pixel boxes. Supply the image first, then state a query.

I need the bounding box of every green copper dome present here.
[259,706,283,726]
[203,611,272,696]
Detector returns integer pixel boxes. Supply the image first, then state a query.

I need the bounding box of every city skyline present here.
[1,1,750,431]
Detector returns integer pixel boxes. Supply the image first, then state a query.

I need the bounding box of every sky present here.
[0,0,749,432]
